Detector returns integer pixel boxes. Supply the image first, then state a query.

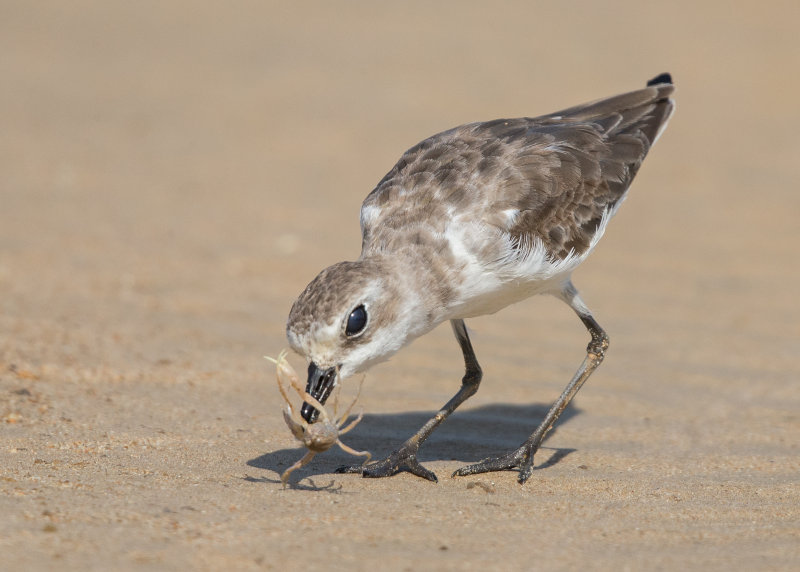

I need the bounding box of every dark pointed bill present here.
[301,362,337,423]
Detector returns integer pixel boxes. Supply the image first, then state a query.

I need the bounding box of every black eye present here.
[345,305,368,337]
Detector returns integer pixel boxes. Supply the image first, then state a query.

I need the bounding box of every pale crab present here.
[266,350,371,487]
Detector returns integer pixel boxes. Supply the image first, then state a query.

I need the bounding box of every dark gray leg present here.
[336,319,482,482]
[453,281,609,484]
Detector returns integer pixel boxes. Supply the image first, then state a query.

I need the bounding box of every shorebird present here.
[286,73,675,484]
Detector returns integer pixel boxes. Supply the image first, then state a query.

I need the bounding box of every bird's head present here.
[286,258,419,422]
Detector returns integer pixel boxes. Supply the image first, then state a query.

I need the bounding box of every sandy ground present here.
[2,1,799,570]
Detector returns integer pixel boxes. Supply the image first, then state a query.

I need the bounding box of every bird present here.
[285,73,675,484]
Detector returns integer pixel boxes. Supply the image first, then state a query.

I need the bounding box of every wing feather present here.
[361,78,675,260]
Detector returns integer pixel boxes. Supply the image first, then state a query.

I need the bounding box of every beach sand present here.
[1,1,798,569]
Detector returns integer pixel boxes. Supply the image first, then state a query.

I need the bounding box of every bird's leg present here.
[453,281,609,484]
[336,319,482,482]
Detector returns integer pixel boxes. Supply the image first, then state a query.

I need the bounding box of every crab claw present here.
[282,406,305,442]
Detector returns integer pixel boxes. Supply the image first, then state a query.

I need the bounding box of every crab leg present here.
[336,442,371,465]
[337,409,364,436]
[336,376,365,427]
[280,450,318,487]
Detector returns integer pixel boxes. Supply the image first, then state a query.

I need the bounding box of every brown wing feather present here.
[362,78,674,260]
[479,81,674,258]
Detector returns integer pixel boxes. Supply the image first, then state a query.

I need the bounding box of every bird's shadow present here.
[247,402,580,484]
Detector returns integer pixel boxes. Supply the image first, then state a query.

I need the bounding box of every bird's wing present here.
[361,78,674,260]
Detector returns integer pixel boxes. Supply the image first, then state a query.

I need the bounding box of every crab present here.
[266,350,371,486]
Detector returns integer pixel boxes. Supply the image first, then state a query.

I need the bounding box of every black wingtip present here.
[647,73,672,86]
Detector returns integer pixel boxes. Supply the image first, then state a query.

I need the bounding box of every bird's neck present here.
[364,245,457,339]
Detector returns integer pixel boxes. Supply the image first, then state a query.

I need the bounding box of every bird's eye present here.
[345,305,368,337]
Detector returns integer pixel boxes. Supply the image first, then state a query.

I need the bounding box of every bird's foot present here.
[336,445,437,482]
[453,442,538,484]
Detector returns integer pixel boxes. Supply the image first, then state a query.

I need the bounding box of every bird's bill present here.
[300,362,337,423]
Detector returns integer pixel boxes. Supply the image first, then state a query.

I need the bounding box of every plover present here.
[286,73,674,484]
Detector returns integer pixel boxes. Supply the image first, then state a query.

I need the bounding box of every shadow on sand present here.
[246,402,580,486]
